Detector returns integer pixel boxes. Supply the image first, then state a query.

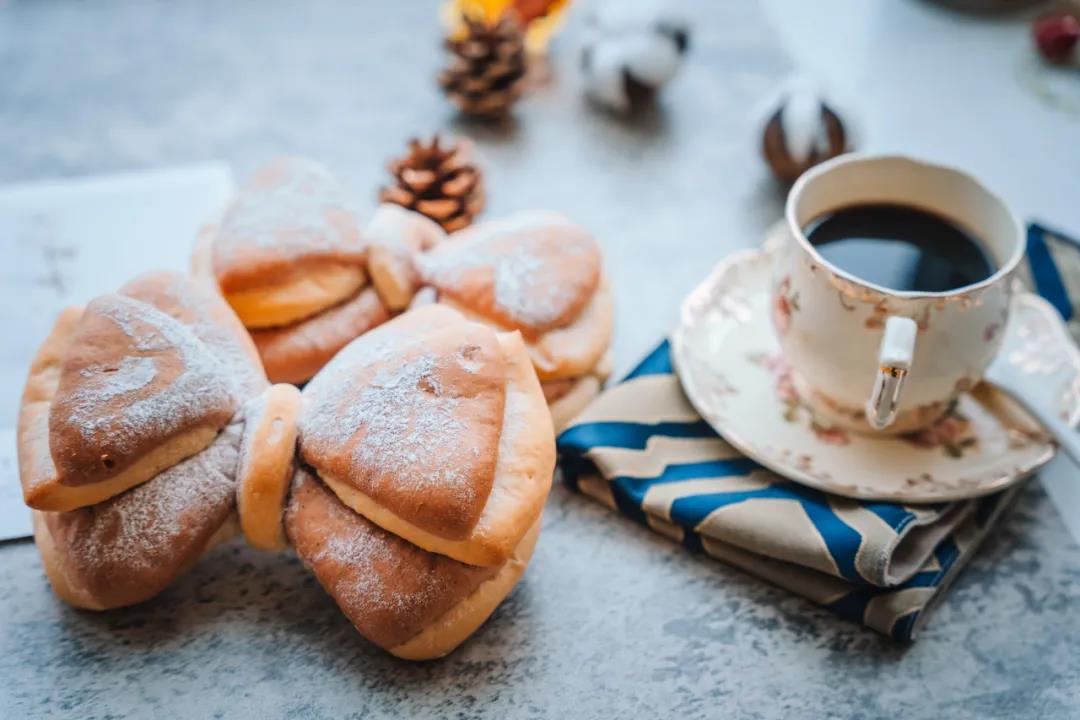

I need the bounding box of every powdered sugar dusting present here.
[214,158,362,270]
[236,392,268,478]
[128,273,267,398]
[309,350,477,509]
[54,294,237,469]
[54,422,239,582]
[313,526,446,621]
[492,247,565,327]
[77,355,157,399]
[420,211,600,330]
[288,472,490,642]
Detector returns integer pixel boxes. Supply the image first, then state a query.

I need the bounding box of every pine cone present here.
[378,136,484,233]
[439,15,527,118]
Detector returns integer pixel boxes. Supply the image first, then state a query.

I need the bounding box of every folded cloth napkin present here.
[557,222,1075,641]
[1021,222,1080,343]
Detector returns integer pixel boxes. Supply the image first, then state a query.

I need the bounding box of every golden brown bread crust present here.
[300,307,507,540]
[250,286,392,385]
[20,307,84,509]
[365,204,447,311]
[21,273,268,512]
[542,352,611,430]
[419,211,601,339]
[390,513,541,660]
[236,384,302,550]
[46,293,237,489]
[33,423,242,610]
[119,271,268,398]
[211,157,367,293]
[441,277,613,381]
[303,310,554,566]
[285,469,500,651]
[547,376,602,432]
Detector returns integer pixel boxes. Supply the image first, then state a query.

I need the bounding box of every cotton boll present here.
[579,0,690,114]
[581,40,636,113]
[759,77,851,184]
[621,31,682,86]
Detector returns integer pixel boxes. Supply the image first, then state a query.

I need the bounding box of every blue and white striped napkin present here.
[557,223,1077,640]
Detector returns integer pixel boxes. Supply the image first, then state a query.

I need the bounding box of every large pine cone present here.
[438,15,527,118]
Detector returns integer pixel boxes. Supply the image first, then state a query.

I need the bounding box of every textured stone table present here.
[1,1,1078,718]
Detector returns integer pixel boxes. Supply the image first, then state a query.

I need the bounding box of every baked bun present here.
[299,304,555,567]
[20,283,249,512]
[118,272,268,398]
[210,157,368,329]
[250,286,391,385]
[33,422,243,610]
[286,468,540,660]
[365,204,447,311]
[21,272,269,609]
[201,158,397,384]
[236,384,302,550]
[418,211,613,425]
[542,353,612,432]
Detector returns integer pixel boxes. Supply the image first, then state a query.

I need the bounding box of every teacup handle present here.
[866,316,918,430]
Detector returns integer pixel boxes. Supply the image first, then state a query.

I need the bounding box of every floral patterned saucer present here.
[671,247,1080,503]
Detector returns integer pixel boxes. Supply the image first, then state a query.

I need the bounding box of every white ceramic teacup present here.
[771,154,1025,434]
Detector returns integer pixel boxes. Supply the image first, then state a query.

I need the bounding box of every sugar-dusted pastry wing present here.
[118,271,268,398]
[298,304,554,567]
[210,156,368,325]
[21,272,293,611]
[22,292,238,512]
[196,157,394,385]
[286,468,540,660]
[418,211,614,429]
[33,423,242,610]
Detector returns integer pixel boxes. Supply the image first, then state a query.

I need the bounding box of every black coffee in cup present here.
[803,203,996,293]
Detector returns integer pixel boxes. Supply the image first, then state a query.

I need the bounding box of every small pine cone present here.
[439,15,528,118]
[378,135,484,233]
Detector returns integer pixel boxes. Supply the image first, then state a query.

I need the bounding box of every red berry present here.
[1034,13,1080,65]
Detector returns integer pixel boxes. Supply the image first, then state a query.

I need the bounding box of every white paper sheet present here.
[0,163,235,540]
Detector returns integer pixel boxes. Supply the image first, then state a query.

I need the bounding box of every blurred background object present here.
[579,0,689,114]
[443,0,571,52]
[439,15,528,118]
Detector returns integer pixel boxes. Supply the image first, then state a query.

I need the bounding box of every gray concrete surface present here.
[1,1,1078,717]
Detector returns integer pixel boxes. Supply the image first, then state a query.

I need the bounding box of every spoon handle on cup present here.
[984,373,1080,468]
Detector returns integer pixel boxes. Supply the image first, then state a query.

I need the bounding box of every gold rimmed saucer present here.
[671,246,1080,503]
